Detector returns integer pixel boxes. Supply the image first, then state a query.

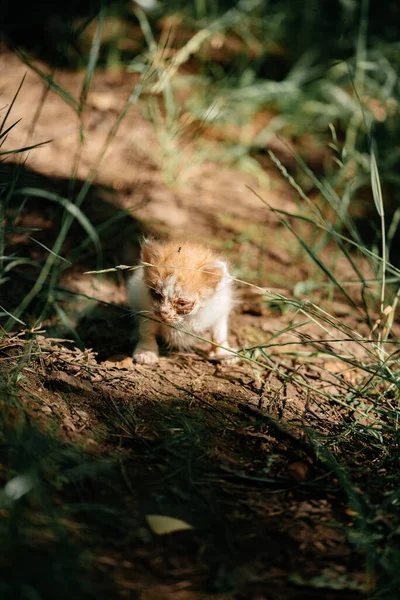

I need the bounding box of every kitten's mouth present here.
[158,313,179,324]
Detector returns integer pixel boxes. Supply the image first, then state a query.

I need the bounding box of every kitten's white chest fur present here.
[127,240,237,365]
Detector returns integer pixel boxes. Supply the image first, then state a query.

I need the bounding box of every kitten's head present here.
[141,239,227,324]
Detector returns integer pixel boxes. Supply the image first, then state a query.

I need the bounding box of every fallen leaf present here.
[146,515,193,535]
[287,462,310,482]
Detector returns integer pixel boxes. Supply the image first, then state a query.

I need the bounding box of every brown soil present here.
[0,50,375,598]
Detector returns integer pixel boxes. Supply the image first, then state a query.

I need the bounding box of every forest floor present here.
[0,50,384,599]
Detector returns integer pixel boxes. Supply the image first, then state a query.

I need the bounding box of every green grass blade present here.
[68,208,133,264]
[79,3,105,113]
[53,301,84,349]
[28,237,72,265]
[0,118,22,140]
[0,73,26,133]
[18,188,102,258]
[0,303,26,325]
[370,145,384,218]
[0,140,50,156]
[14,49,79,112]
[3,258,39,273]
[134,6,157,53]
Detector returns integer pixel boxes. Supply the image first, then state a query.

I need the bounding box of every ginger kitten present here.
[127,239,237,365]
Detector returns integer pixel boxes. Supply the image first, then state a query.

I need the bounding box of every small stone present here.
[75,410,88,420]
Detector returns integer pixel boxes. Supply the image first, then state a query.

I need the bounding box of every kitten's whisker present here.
[129,309,152,318]
[176,323,195,335]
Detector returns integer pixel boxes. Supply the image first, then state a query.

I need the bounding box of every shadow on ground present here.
[22,358,365,600]
[2,161,144,354]
[103,396,367,599]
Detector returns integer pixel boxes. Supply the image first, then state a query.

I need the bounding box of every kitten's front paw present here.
[208,347,240,365]
[221,354,240,365]
[133,350,159,365]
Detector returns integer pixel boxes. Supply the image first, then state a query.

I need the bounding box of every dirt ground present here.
[0,50,374,598]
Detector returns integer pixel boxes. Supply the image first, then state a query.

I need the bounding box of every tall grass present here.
[1,8,154,331]
[250,139,400,598]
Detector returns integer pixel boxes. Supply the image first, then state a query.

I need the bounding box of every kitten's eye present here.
[175,298,193,314]
[176,299,188,306]
[150,289,163,301]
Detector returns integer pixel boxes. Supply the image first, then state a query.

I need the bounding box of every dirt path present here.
[1,50,369,598]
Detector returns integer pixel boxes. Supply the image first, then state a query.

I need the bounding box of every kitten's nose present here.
[159,310,175,323]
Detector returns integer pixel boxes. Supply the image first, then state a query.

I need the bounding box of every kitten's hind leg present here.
[208,316,239,365]
[133,319,159,365]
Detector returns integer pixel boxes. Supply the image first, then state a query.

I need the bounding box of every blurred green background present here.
[3,0,399,255]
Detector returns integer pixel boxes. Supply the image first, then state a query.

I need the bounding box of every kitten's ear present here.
[140,238,160,265]
[204,259,228,287]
